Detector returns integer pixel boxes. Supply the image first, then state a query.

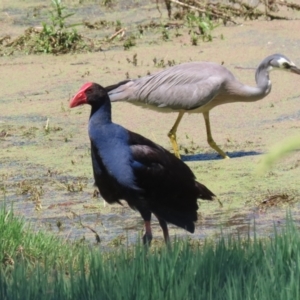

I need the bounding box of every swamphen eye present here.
[85,88,93,95]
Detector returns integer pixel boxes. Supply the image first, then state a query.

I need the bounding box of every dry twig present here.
[171,0,236,24]
[72,211,101,244]
[108,28,126,41]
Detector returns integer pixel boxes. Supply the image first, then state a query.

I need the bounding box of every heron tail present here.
[105,80,136,102]
[105,79,131,93]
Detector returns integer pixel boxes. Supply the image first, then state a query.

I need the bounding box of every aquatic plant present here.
[1,205,300,299]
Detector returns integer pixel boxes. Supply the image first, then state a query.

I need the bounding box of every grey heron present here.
[105,54,300,159]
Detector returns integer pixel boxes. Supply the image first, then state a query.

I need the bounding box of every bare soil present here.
[1,0,300,247]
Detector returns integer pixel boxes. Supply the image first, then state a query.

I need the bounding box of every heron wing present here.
[108,62,233,110]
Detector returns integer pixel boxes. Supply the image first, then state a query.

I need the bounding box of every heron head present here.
[269,54,300,75]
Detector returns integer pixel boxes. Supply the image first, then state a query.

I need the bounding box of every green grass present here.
[1,204,300,299]
[0,205,89,269]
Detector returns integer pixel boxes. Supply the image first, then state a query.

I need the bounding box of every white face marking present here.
[277,57,289,67]
[276,57,296,69]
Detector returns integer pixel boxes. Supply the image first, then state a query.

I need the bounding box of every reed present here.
[1,205,299,300]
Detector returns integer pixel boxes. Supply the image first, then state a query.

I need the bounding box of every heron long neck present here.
[255,63,272,96]
[226,65,272,102]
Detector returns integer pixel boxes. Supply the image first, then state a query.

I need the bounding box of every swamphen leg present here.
[138,209,153,245]
[154,214,170,244]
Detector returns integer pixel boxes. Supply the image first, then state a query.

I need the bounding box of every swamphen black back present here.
[70,82,215,244]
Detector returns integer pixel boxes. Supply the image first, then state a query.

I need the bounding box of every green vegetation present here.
[1,0,86,55]
[258,136,300,174]
[0,0,223,56]
[1,205,300,299]
[186,13,218,43]
[102,0,114,8]
[161,27,170,41]
[1,0,300,56]
[123,35,136,50]
[35,0,83,54]
[0,205,88,272]
[153,57,176,68]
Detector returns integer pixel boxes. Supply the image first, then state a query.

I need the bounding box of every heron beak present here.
[290,65,300,75]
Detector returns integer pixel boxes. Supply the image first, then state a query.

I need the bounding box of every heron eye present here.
[283,62,291,69]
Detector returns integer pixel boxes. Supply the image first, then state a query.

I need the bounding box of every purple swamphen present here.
[70,82,215,244]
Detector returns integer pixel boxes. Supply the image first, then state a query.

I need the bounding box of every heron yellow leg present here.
[167,111,185,158]
[203,111,230,159]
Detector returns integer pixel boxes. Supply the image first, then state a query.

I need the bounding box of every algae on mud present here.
[0,0,300,246]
